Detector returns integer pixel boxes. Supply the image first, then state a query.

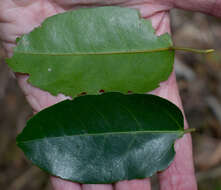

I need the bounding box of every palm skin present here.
[0,0,220,190]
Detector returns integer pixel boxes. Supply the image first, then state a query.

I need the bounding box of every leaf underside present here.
[7,6,174,97]
[17,93,184,184]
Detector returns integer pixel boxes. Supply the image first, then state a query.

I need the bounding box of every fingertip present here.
[82,184,114,190]
[114,178,151,190]
[158,134,197,190]
[51,176,82,190]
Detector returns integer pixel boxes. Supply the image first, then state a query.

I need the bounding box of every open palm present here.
[1,0,220,189]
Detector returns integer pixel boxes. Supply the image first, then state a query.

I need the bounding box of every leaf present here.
[17,92,185,184]
[7,6,174,97]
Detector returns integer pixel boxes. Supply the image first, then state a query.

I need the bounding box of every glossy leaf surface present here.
[7,7,174,97]
[17,93,184,183]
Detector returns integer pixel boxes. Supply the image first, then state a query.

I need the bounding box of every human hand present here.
[1,0,220,189]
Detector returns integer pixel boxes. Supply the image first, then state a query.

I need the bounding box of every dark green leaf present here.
[17,92,184,184]
[7,7,174,97]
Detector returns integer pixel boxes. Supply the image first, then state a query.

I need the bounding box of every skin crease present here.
[0,0,220,189]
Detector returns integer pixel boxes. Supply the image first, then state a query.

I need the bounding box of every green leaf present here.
[17,92,185,184]
[7,6,174,97]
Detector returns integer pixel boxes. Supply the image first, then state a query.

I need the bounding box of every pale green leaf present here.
[7,6,174,97]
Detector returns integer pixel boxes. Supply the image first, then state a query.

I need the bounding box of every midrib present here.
[18,129,183,144]
[15,47,173,56]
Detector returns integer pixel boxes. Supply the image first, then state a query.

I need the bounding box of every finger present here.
[5,0,36,7]
[51,176,82,190]
[82,184,113,190]
[151,72,197,190]
[1,41,15,57]
[114,179,151,190]
[173,0,221,17]
[158,133,197,190]
[0,0,64,55]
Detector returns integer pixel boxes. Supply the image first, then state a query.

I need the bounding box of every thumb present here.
[172,0,221,17]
